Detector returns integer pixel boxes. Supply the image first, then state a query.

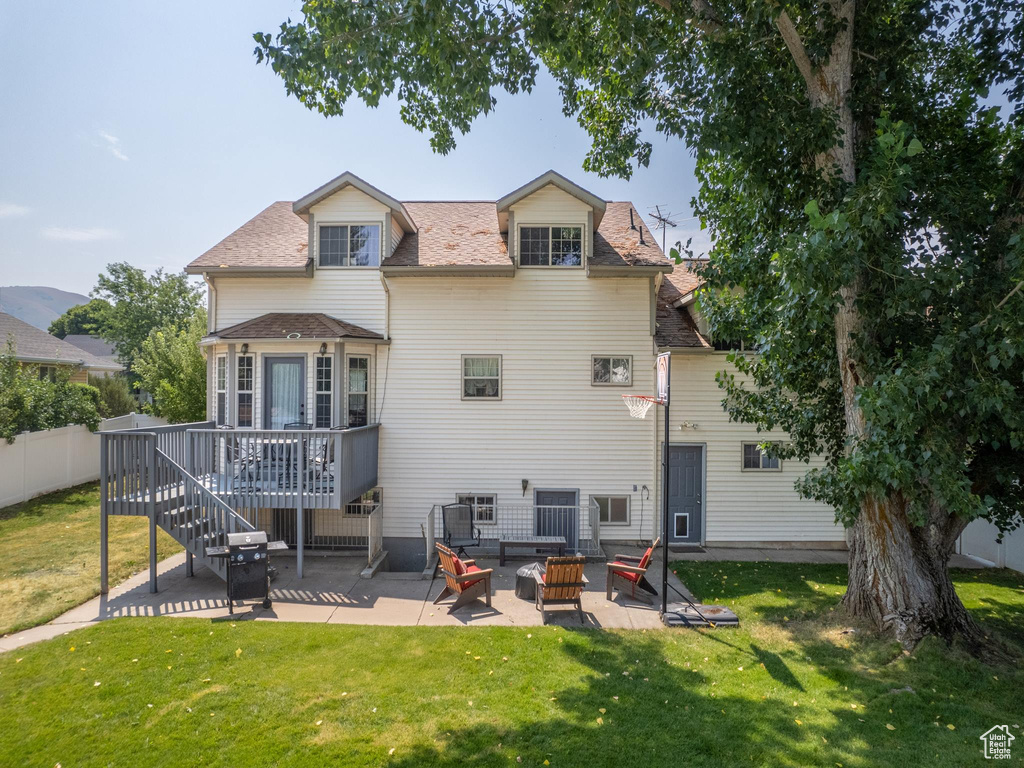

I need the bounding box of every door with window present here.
[263,357,306,429]
[667,445,703,544]
[534,489,579,550]
[347,356,369,426]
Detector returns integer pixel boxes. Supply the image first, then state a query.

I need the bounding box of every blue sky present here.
[0,1,702,296]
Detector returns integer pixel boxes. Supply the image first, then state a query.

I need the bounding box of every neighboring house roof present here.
[655,268,711,349]
[208,313,385,343]
[0,312,120,369]
[186,173,672,275]
[62,335,123,370]
[186,202,310,275]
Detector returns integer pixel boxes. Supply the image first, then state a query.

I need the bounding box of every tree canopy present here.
[255,0,1024,651]
[48,298,111,339]
[132,308,207,424]
[91,262,203,372]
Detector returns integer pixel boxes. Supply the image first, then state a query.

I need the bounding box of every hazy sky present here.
[0,1,704,296]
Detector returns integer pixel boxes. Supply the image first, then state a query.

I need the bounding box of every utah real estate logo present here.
[980,725,1015,760]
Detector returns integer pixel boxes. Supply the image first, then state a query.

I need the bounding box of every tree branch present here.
[651,0,725,34]
[973,278,1024,329]
[774,9,817,93]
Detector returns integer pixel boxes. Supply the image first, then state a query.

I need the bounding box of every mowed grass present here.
[0,564,1021,767]
[0,482,180,635]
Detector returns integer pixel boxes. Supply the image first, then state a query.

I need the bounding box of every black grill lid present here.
[227,531,268,547]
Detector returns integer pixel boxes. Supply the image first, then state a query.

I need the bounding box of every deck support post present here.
[148,436,158,593]
[186,550,194,577]
[100,436,109,595]
[296,434,305,579]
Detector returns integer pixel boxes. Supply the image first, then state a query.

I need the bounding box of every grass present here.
[0,564,1021,766]
[0,482,180,636]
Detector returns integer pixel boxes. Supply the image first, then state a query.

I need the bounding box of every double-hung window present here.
[519,226,582,266]
[347,356,369,426]
[462,355,501,399]
[215,356,227,425]
[742,442,780,471]
[592,356,632,386]
[593,495,630,525]
[318,224,381,267]
[315,356,333,429]
[457,494,496,524]
[236,355,254,427]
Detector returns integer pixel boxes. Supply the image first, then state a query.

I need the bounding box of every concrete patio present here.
[0,546,990,654]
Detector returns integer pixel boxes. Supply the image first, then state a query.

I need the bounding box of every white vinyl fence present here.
[0,414,168,509]
[959,519,1024,574]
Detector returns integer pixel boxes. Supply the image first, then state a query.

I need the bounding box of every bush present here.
[88,374,137,418]
[0,341,100,442]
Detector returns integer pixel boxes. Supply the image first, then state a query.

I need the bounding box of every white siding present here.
[376,271,657,539]
[657,353,844,544]
[390,216,403,257]
[213,275,386,334]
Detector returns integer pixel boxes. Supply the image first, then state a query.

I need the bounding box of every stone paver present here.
[0,546,992,652]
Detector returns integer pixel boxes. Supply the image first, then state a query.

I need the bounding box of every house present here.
[0,312,122,382]
[98,170,842,590]
[62,335,124,377]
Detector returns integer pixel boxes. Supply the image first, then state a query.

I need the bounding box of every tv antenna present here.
[649,205,678,253]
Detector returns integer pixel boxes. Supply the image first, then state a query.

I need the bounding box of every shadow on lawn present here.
[386,630,893,768]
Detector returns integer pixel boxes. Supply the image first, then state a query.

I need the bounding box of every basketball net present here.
[622,394,661,419]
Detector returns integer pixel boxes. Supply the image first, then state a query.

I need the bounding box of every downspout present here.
[378,272,391,340]
[202,272,217,334]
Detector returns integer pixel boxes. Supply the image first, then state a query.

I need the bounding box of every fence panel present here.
[0,425,101,509]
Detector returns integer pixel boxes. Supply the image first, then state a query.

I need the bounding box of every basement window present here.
[593,495,630,525]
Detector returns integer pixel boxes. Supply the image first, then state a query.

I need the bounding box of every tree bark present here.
[843,496,994,652]
[776,0,1000,654]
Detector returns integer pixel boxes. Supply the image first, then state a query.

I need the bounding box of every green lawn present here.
[0,564,1020,766]
[0,482,180,636]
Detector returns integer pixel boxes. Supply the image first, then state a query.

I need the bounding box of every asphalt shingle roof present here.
[654,267,711,349]
[0,312,119,368]
[186,196,671,272]
[213,313,383,341]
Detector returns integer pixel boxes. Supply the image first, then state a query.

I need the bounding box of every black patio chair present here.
[442,503,481,558]
[228,434,263,489]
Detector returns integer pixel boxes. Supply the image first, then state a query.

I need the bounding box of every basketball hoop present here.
[622,394,662,419]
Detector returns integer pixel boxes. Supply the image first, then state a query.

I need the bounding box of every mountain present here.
[0,286,90,331]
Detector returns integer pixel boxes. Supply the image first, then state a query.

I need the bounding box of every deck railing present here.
[432,503,603,557]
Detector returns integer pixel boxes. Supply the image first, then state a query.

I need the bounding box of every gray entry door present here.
[534,489,579,550]
[264,356,306,429]
[668,446,703,544]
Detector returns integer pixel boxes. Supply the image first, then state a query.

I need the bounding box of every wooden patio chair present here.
[433,542,493,613]
[534,556,588,624]
[606,537,660,605]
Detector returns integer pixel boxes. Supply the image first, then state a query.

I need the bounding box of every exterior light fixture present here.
[319,342,328,356]
[521,479,529,497]
[240,343,249,355]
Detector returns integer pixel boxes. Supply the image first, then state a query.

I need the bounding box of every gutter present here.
[199,335,391,348]
[184,261,313,278]
[671,289,698,308]
[588,264,673,278]
[381,265,515,277]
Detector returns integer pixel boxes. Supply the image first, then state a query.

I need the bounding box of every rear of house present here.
[176,169,842,574]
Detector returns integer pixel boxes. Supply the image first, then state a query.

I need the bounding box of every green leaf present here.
[906,138,924,156]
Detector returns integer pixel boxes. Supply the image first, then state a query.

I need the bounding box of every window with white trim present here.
[519,225,583,266]
[742,442,780,470]
[315,356,333,429]
[457,493,496,524]
[462,355,501,399]
[592,356,632,386]
[236,355,254,428]
[347,356,369,426]
[215,356,227,426]
[318,224,381,267]
[593,495,630,525]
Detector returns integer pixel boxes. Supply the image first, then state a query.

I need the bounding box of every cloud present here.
[41,226,120,242]
[98,131,129,162]
[0,202,31,218]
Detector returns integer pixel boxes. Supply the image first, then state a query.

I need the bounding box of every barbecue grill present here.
[206,531,288,614]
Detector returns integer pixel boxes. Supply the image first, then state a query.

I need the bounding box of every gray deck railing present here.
[433,503,603,557]
[367,503,384,567]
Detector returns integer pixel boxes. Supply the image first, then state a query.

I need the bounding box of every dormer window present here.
[319,224,381,267]
[519,226,583,267]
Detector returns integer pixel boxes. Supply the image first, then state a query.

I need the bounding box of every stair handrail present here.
[154,448,255,545]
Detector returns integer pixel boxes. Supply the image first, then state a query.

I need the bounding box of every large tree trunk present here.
[775,0,996,653]
[843,496,991,651]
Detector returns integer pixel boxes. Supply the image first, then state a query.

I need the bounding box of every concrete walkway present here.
[0,546,989,654]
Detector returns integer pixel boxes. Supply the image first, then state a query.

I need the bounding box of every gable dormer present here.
[293,172,416,270]
[497,170,606,270]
